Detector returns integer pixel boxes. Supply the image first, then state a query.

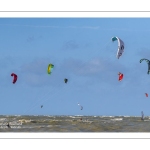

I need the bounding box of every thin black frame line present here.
[0,138,150,139]
[0,11,150,12]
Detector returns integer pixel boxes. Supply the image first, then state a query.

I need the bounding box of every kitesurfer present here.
[141,111,144,121]
[6,122,11,128]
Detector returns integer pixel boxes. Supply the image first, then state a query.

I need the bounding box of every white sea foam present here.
[100,116,115,118]
[111,118,123,121]
[0,118,7,121]
[19,119,32,123]
[69,116,76,118]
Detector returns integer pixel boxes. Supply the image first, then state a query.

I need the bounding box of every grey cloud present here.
[26,36,35,42]
[26,35,43,43]
[0,56,15,69]
[137,47,150,58]
[19,58,66,87]
[63,40,79,50]
[20,59,52,86]
[17,56,146,88]
[62,58,127,76]
[21,59,50,74]
[60,58,129,88]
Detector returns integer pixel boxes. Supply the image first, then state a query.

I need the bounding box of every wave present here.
[100,116,114,118]
[0,118,7,121]
[111,118,123,121]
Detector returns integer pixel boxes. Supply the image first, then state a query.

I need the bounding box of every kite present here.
[47,64,54,74]
[118,72,123,81]
[140,58,150,74]
[112,36,124,59]
[11,73,17,84]
[64,78,68,83]
[145,93,148,97]
[78,103,83,110]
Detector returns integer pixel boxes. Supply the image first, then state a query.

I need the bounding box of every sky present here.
[1,18,150,116]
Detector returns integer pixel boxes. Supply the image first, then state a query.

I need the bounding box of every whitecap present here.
[111,118,123,121]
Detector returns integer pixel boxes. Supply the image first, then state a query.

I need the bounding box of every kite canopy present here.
[64,78,68,83]
[112,36,124,59]
[118,72,123,81]
[78,103,83,110]
[47,64,54,74]
[140,58,150,74]
[11,73,17,84]
[145,93,148,97]
[111,37,118,42]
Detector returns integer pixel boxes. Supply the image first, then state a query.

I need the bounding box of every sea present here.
[0,115,150,132]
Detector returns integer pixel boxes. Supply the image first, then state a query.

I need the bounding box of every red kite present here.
[118,72,123,81]
[11,73,18,84]
[145,93,148,97]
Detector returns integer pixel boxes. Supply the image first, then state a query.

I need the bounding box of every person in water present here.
[6,122,11,128]
[141,111,144,121]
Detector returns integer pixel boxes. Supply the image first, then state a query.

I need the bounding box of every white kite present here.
[112,36,124,59]
[77,103,83,110]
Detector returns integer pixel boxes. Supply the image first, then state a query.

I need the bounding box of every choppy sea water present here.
[0,115,150,132]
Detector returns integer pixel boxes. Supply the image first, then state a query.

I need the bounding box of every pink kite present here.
[11,73,18,84]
